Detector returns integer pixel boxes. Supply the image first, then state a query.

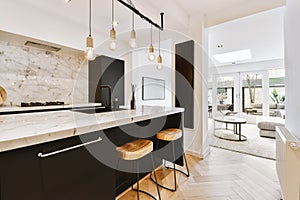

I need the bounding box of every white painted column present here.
[184,14,210,158]
[285,0,300,140]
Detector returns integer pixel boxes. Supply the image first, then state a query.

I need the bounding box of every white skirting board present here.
[276,126,300,200]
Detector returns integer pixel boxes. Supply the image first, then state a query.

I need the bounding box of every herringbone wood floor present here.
[117,147,282,200]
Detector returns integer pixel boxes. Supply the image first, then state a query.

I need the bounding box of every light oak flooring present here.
[117,147,282,200]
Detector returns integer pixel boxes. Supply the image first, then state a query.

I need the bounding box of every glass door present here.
[240,71,269,119]
[212,73,240,117]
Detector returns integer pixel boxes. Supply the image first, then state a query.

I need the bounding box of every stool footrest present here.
[150,173,177,192]
[165,165,190,177]
[132,186,159,200]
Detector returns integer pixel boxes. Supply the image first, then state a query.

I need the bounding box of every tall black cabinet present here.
[175,40,194,129]
[89,55,125,106]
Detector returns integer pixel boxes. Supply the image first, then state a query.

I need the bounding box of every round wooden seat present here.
[116,139,153,161]
[156,128,182,141]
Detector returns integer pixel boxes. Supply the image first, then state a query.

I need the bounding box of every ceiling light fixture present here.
[157,29,163,70]
[148,25,155,61]
[109,0,164,54]
[129,12,137,48]
[85,0,96,60]
[109,0,117,51]
[64,0,71,3]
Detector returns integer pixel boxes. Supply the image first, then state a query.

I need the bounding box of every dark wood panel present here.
[175,40,194,129]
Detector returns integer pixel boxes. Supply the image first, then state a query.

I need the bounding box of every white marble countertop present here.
[0,106,184,153]
[0,103,103,113]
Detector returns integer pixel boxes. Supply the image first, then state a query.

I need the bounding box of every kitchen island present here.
[0,106,184,200]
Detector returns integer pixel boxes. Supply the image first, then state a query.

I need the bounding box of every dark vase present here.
[130,94,135,110]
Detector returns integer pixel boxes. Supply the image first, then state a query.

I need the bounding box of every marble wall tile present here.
[0,40,88,106]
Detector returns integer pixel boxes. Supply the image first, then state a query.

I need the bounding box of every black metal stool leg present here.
[132,158,159,200]
[136,160,140,200]
[151,154,161,200]
[151,141,177,192]
[165,139,190,177]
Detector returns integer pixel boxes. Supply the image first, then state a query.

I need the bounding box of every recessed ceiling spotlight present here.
[64,0,71,3]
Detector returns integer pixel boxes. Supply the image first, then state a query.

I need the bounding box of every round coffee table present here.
[213,117,247,141]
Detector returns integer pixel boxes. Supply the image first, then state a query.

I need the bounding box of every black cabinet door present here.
[40,132,115,200]
[175,40,194,129]
[89,55,125,105]
[0,145,44,200]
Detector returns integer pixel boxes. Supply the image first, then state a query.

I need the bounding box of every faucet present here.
[99,85,112,111]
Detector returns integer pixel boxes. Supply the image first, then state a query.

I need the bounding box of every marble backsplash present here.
[0,40,88,106]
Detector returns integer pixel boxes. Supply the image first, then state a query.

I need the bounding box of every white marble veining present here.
[0,40,88,106]
[0,103,102,113]
[0,106,184,152]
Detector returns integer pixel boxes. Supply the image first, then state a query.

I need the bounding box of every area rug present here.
[208,121,276,160]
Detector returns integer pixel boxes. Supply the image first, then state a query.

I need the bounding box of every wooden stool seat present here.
[156,128,182,141]
[116,139,153,160]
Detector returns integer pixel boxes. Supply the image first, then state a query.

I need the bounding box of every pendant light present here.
[157,29,163,70]
[85,0,96,60]
[109,0,117,51]
[129,12,137,48]
[148,25,155,61]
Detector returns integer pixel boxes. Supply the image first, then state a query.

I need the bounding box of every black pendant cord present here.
[112,0,115,28]
[89,0,92,37]
[132,12,134,31]
[150,25,153,44]
[116,0,164,31]
[159,29,161,55]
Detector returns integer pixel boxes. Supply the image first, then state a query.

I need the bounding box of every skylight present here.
[213,49,252,64]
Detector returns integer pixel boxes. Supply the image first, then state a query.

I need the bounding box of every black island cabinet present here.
[0,112,184,200]
[0,131,115,200]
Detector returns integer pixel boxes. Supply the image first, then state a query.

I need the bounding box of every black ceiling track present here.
[116,0,164,31]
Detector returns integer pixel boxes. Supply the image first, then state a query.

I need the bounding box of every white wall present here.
[209,59,284,75]
[285,0,300,140]
[132,40,173,107]
[208,7,284,67]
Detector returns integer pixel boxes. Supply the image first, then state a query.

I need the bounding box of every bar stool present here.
[116,139,161,200]
[151,128,190,192]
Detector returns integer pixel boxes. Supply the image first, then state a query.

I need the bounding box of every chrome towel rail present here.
[38,137,102,158]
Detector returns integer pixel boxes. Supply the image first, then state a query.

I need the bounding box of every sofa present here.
[245,103,285,117]
[256,117,285,138]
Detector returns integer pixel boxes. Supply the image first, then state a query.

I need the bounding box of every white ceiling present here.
[208,7,285,67]
[0,0,286,51]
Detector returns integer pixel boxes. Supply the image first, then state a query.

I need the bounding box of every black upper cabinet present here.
[89,55,125,106]
[175,40,194,129]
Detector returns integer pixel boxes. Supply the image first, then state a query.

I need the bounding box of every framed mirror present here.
[142,77,165,100]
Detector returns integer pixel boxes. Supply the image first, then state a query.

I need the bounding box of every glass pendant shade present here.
[148,44,155,61]
[129,30,137,48]
[156,55,163,70]
[85,36,96,60]
[109,28,117,51]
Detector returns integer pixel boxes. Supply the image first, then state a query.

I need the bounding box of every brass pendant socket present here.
[110,28,116,40]
[86,36,94,48]
[131,30,136,39]
[149,44,154,53]
[158,55,162,63]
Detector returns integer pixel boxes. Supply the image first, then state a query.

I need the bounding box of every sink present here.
[72,107,127,114]
[72,107,108,114]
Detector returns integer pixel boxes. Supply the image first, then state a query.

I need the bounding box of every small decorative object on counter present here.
[0,86,7,106]
[130,84,136,110]
[113,97,119,111]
